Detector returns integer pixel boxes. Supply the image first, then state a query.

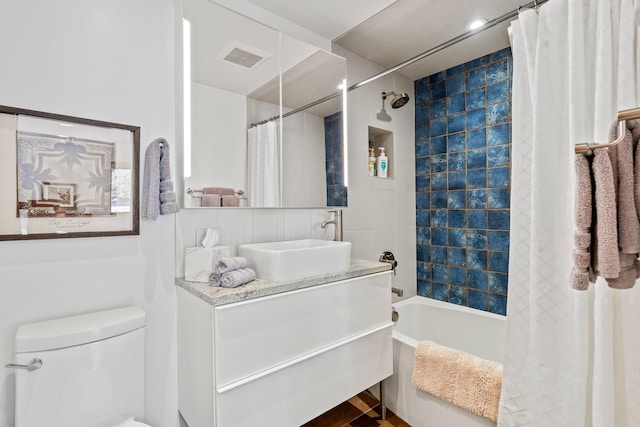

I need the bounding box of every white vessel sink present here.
[237,239,351,282]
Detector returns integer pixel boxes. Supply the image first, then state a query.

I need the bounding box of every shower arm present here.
[380,93,388,110]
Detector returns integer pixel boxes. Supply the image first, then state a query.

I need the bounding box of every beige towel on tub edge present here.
[411,340,503,422]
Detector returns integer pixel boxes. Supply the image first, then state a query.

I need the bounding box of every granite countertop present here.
[175,259,392,307]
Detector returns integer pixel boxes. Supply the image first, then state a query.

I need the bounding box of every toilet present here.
[11,306,152,427]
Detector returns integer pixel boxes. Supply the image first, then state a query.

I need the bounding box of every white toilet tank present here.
[13,306,147,427]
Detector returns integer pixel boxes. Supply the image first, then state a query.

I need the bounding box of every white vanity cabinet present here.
[177,269,393,427]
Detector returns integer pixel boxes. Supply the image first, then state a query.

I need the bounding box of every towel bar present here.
[186,188,244,199]
[575,107,640,154]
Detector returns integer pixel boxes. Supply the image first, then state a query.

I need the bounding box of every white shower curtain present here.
[247,121,280,207]
[500,1,640,426]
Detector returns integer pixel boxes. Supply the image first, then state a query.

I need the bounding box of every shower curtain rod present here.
[249,0,547,128]
[574,107,640,154]
[249,90,344,128]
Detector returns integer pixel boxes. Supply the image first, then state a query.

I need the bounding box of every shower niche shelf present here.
[368,126,394,180]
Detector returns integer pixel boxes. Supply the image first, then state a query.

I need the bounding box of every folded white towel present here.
[215,257,248,274]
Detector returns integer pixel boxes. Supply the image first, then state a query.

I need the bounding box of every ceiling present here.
[244,0,524,81]
[187,0,347,116]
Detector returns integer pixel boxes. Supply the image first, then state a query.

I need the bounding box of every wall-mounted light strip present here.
[183,18,192,178]
[340,79,348,188]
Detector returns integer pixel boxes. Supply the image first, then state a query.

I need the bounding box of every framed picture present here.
[41,183,76,208]
[0,105,140,240]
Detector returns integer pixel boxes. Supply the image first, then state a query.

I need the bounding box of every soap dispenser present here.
[376,147,388,178]
[368,147,376,176]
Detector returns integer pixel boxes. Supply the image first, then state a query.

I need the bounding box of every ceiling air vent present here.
[219,45,266,70]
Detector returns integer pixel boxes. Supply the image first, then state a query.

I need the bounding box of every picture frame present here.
[0,105,140,240]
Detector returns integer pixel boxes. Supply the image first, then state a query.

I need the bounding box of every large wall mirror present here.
[183,0,347,208]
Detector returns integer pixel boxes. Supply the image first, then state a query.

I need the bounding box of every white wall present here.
[0,1,179,426]
[281,112,327,207]
[185,83,247,207]
[334,44,418,300]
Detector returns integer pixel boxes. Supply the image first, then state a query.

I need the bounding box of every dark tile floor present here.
[302,390,411,427]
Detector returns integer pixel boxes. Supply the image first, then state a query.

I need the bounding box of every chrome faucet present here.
[379,251,398,275]
[392,287,404,297]
[321,209,343,241]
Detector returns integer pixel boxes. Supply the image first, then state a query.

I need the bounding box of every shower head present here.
[382,91,410,109]
[390,93,410,108]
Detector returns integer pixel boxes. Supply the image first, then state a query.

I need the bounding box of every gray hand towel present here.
[215,257,248,274]
[142,138,178,220]
[209,271,222,286]
[219,268,256,288]
[209,268,256,288]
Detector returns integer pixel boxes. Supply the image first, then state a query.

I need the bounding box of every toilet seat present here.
[113,418,152,427]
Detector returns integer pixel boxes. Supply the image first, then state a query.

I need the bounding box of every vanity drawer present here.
[213,271,391,387]
[215,325,393,427]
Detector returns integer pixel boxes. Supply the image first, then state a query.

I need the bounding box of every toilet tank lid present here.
[15,306,146,353]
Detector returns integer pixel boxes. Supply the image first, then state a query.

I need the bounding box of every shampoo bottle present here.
[368,147,376,176]
[376,147,388,178]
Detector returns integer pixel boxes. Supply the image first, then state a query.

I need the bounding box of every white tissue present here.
[201,228,219,248]
[185,245,231,282]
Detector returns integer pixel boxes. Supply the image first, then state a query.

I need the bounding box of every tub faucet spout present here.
[392,287,403,297]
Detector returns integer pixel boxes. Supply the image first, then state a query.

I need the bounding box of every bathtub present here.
[383,296,506,427]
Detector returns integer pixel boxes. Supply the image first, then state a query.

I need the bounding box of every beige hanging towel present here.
[571,154,593,290]
[591,148,620,279]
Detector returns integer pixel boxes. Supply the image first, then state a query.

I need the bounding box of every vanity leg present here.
[379,380,387,420]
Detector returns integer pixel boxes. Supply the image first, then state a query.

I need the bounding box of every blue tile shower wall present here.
[324,111,347,206]
[414,48,512,315]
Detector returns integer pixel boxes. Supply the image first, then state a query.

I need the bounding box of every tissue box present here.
[185,246,231,282]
